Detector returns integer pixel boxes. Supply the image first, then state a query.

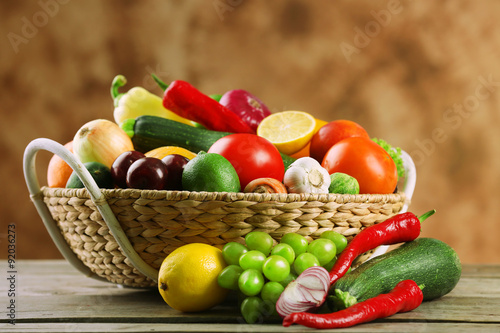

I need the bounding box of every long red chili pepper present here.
[283,279,423,329]
[329,210,435,286]
[162,80,254,134]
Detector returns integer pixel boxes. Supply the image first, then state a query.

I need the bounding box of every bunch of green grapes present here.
[217,230,348,324]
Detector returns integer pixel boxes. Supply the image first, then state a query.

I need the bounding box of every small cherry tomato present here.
[208,134,285,189]
[321,137,397,194]
[310,120,369,163]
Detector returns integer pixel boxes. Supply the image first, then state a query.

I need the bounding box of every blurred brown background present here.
[1,0,499,264]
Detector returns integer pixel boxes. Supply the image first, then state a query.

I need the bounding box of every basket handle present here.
[23,138,159,282]
[399,149,416,214]
[370,149,416,259]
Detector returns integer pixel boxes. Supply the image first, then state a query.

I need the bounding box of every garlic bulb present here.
[284,157,331,193]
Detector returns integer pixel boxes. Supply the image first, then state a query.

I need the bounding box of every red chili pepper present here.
[162,80,254,134]
[283,279,423,329]
[329,210,435,286]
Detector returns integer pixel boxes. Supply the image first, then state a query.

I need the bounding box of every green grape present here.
[238,269,265,296]
[307,238,336,266]
[322,256,337,272]
[280,233,308,256]
[240,296,263,324]
[293,252,320,275]
[270,243,295,265]
[279,272,297,288]
[222,242,248,265]
[217,265,244,290]
[262,255,290,282]
[245,231,274,256]
[259,297,278,318]
[239,250,267,271]
[261,281,285,304]
[320,230,348,253]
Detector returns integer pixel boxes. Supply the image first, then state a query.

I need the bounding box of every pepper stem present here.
[418,209,436,223]
[209,94,222,102]
[111,75,127,107]
[120,118,136,138]
[151,73,169,91]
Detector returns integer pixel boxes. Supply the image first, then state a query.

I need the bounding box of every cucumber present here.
[328,238,461,310]
[122,115,296,169]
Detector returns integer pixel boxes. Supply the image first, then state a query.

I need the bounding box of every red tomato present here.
[310,120,369,163]
[321,137,397,194]
[208,134,285,189]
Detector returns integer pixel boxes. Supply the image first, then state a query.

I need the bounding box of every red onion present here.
[276,266,330,317]
[218,89,271,132]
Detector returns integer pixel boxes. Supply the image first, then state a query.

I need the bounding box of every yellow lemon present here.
[145,146,197,160]
[158,243,228,312]
[290,118,329,159]
[314,118,329,132]
[257,111,316,155]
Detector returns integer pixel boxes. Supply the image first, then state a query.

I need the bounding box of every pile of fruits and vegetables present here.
[46,74,462,329]
[48,74,405,195]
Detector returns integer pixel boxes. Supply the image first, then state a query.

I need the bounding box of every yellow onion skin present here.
[73,119,134,168]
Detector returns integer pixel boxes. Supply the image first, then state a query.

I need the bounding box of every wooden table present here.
[2,260,499,332]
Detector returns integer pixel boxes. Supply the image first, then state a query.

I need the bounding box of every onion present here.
[73,119,134,168]
[276,266,330,318]
[219,89,271,132]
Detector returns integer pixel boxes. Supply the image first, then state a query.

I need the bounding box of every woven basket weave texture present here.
[42,187,406,287]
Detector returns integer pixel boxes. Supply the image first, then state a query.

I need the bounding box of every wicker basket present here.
[24,138,416,288]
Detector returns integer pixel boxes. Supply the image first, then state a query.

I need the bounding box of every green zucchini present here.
[328,238,462,311]
[121,115,296,169]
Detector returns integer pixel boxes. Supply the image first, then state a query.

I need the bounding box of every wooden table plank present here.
[8,322,500,333]
[2,260,500,333]
[461,264,500,278]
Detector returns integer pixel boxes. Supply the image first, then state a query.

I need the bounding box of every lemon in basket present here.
[158,243,228,312]
[257,110,316,155]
